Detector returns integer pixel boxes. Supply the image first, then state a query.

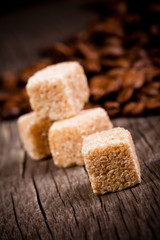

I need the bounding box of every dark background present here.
[0,0,96,72]
[0,0,159,73]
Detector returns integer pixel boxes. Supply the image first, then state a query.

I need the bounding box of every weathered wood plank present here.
[0,116,160,240]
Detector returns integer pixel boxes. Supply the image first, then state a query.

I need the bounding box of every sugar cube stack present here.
[48,107,113,167]
[18,60,141,195]
[18,61,90,161]
[18,112,53,160]
[82,128,141,195]
[26,61,89,120]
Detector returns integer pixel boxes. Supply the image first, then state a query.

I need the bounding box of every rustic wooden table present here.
[0,1,160,240]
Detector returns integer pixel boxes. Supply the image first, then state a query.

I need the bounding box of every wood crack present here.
[69,201,79,227]
[36,230,42,240]
[141,176,146,183]
[132,204,141,219]
[69,226,73,238]
[143,161,160,180]
[150,185,157,197]
[51,211,56,222]
[143,161,154,175]
[19,150,27,179]
[146,219,157,240]
[153,195,160,209]
[130,189,138,202]
[96,216,102,238]
[119,206,130,234]
[148,175,159,191]
[91,212,95,219]
[150,169,160,181]
[104,205,110,220]
[83,225,88,240]
[98,195,103,208]
[63,169,71,185]
[11,192,24,240]
[98,195,110,221]
[31,175,53,238]
[138,128,154,154]
[114,226,120,240]
[150,204,159,219]
[116,193,125,209]
[50,172,65,206]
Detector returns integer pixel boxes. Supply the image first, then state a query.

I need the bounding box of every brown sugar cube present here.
[26,61,89,120]
[82,128,141,195]
[48,108,113,167]
[18,112,53,160]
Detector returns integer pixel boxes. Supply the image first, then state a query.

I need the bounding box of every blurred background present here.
[0,0,160,119]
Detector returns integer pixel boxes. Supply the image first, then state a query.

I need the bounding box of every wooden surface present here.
[0,1,160,239]
[0,116,160,240]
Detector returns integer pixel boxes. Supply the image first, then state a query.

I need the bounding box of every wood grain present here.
[0,116,160,240]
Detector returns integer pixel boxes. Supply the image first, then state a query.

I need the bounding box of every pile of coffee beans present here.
[0,1,160,119]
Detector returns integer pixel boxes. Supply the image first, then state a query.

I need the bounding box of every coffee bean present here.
[123,102,145,115]
[106,108,120,117]
[83,59,101,73]
[100,45,124,57]
[107,68,125,78]
[1,2,160,119]
[90,75,121,100]
[141,83,160,96]
[117,87,134,103]
[104,101,120,109]
[122,69,145,89]
[76,41,99,60]
[144,67,160,81]
[84,102,101,110]
[1,101,21,119]
[101,58,130,69]
[145,97,160,110]
[0,71,17,90]
[0,92,10,103]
